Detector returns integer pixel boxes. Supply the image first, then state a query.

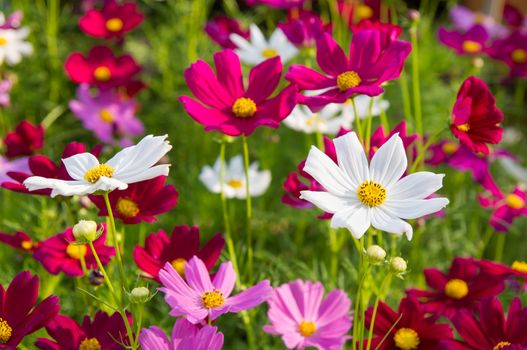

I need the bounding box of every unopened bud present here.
[390,257,408,274]
[129,287,150,304]
[408,9,420,22]
[366,245,386,264]
[73,220,98,242]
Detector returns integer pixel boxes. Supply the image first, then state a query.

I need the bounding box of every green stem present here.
[88,242,115,295]
[494,233,505,262]
[365,99,374,156]
[410,23,424,169]
[241,135,253,282]
[103,193,127,292]
[352,98,364,142]
[366,274,391,350]
[352,237,369,350]
[46,0,61,103]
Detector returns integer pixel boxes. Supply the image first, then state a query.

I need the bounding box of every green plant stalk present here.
[494,233,506,262]
[352,98,364,142]
[410,23,424,169]
[46,0,61,103]
[365,99,374,156]
[366,274,391,350]
[242,135,253,282]
[352,237,369,350]
[327,224,339,286]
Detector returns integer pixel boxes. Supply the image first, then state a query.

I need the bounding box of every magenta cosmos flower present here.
[3,120,44,159]
[0,231,40,254]
[0,11,23,30]
[64,46,142,89]
[0,76,12,107]
[35,311,132,349]
[365,297,454,350]
[438,25,489,55]
[69,84,144,145]
[34,224,115,277]
[286,31,411,111]
[450,76,503,155]
[79,0,143,40]
[449,5,507,38]
[90,176,178,224]
[0,271,60,348]
[407,257,505,319]
[134,225,224,282]
[488,31,527,78]
[263,279,352,349]
[245,0,306,9]
[478,186,527,232]
[180,49,297,136]
[204,16,249,49]
[159,256,272,324]
[139,318,223,350]
[278,10,332,48]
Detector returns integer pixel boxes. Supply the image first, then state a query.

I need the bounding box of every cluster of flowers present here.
[439,3,527,79]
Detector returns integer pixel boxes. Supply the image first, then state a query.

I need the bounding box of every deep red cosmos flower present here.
[352,20,402,49]
[0,231,40,253]
[89,176,178,224]
[278,10,332,48]
[35,311,132,350]
[478,186,527,232]
[478,259,527,288]
[64,46,142,89]
[204,16,249,49]
[407,257,505,318]
[133,225,225,282]
[0,271,60,348]
[338,0,383,29]
[369,121,418,158]
[1,142,101,196]
[79,0,143,40]
[450,298,527,350]
[450,76,503,155]
[438,25,489,55]
[488,31,527,78]
[365,297,454,350]
[179,49,297,136]
[34,224,115,277]
[285,30,411,111]
[3,120,44,159]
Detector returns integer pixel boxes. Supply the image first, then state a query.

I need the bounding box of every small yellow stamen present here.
[227,179,244,189]
[506,194,525,209]
[232,97,257,118]
[116,198,140,218]
[261,48,278,58]
[462,40,482,53]
[66,244,88,260]
[171,258,186,277]
[474,13,485,24]
[337,71,361,91]
[84,164,114,183]
[0,317,12,344]
[99,109,114,123]
[298,321,316,337]
[442,142,459,155]
[21,240,33,250]
[93,66,111,82]
[456,123,470,132]
[512,261,527,274]
[357,180,386,207]
[494,342,512,350]
[393,328,420,350]
[201,290,225,309]
[511,49,527,64]
[356,4,373,19]
[0,37,7,46]
[79,337,102,350]
[105,18,124,32]
[444,278,469,299]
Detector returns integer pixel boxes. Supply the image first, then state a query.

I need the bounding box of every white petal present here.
[117,164,170,184]
[300,190,354,213]
[500,157,527,184]
[229,155,244,178]
[383,198,449,219]
[249,24,267,49]
[371,208,413,240]
[269,28,287,47]
[370,133,407,189]
[303,146,354,196]
[229,33,253,51]
[333,132,369,188]
[249,170,271,197]
[199,165,220,193]
[23,176,62,192]
[389,172,445,200]
[62,153,100,181]
[331,205,371,239]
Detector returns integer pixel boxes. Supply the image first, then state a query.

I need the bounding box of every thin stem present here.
[410,22,424,168]
[79,248,88,276]
[88,242,116,295]
[494,233,505,262]
[103,192,127,295]
[242,135,253,282]
[352,237,368,350]
[352,98,364,142]
[366,274,391,350]
[365,98,374,156]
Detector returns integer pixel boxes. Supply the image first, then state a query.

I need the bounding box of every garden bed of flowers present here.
[0,0,526,349]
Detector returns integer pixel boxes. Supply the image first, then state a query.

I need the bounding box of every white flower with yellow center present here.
[0,27,32,65]
[199,155,271,199]
[23,135,172,198]
[300,132,449,239]
[230,24,298,65]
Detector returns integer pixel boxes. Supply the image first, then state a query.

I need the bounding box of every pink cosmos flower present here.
[69,84,144,145]
[64,46,142,89]
[0,77,12,107]
[179,49,297,136]
[139,318,224,350]
[3,120,44,159]
[159,256,272,324]
[263,279,352,349]
[478,186,527,232]
[79,0,143,40]
[0,11,23,29]
[449,5,508,38]
[488,31,527,78]
[0,156,29,183]
[278,10,332,48]
[0,231,40,254]
[438,25,489,55]
[245,0,306,9]
[204,16,249,49]
[285,31,411,111]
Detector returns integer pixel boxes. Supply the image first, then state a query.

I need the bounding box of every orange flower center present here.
[511,49,527,64]
[298,321,316,337]
[105,18,124,32]
[99,109,114,123]
[456,123,470,132]
[0,317,12,344]
[462,40,482,53]
[66,244,88,260]
[21,240,34,250]
[116,198,140,218]
[94,66,111,82]
[79,337,101,350]
[201,290,225,309]
[494,342,512,350]
[444,278,469,299]
[232,97,257,118]
[337,71,361,91]
[506,194,525,209]
[171,258,186,277]
[393,328,420,350]
[357,180,386,207]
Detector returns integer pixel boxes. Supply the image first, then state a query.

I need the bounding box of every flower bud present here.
[390,257,408,274]
[89,270,104,286]
[129,287,150,304]
[366,245,386,264]
[72,220,98,242]
[408,9,420,23]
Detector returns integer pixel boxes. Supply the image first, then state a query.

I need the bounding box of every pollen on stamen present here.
[84,164,115,183]
[0,317,12,344]
[201,290,225,309]
[493,342,512,350]
[232,97,257,118]
[337,71,361,91]
[105,18,124,32]
[456,123,470,132]
[462,40,482,53]
[94,66,111,82]
[79,337,102,350]
[357,180,386,207]
[261,48,278,58]
[393,328,420,350]
[116,197,140,218]
[444,278,469,299]
[298,321,316,337]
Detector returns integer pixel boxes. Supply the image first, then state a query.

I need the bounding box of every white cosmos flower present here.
[499,157,527,185]
[0,27,32,65]
[23,135,172,198]
[300,132,449,240]
[199,155,271,199]
[230,24,298,65]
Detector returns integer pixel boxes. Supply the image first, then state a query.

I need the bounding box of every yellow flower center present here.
[99,109,114,123]
[506,194,525,209]
[66,244,88,260]
[21,240,33,250]
[0,317,12,344]
[201,290,225,309]
[105,18,124,32]
[337,71,361,91]
[232,97,257,118]
[356,4,373,19]
[456,123,470,132]
[298,321,316,337]
[511,49,527,64]
[511,261,527,274]
[393,328,420,350]
[94,66,111,82]
[441,142,458,155]
[462,40,482,53]
[261,48,278,58]
[79,337,102,350]
[494,342,512,350]
[474,13,485,23]
[116,198,140,218]
[0,37,7,46]
[444,278,469,299]
[171,258,186,277]
[84,164,114,183]
[227,179,244,189]
[357,180,386,207]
